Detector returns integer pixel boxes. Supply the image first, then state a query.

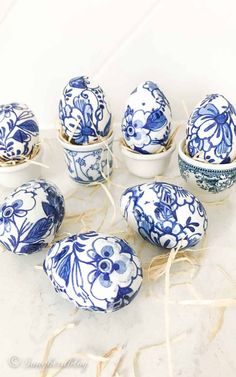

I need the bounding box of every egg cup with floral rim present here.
[178,138,236,202]
[58,129,114,184]
[0,144,44,188]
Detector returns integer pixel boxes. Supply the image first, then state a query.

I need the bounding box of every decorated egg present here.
[59,76,112,145]
[186,94,236,164]
[0,103,39,161]
[44,231,143,313]
[0,179,65,255]
[121,81,172,154]
[121,182,207,249]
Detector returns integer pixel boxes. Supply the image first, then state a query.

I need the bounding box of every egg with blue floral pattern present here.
[121,182,208,249]
[59,76,112,145]
[0,179,65,255]
[122,81,172,154]
[44,231,143,313]
[186,94,236,164]
[0,103,39,161]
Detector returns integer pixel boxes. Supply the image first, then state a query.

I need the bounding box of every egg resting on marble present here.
[186,94,236,164]
[44,231,143,313]
[0,103,39,161]
[0,179,65,255]
[59,76,112,145]
[121,182,208,249]
[122,81,172,154]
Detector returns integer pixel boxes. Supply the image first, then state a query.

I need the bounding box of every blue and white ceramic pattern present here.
[0,179,65,255]
[0,103,39,160]
[122,81,172,154]
[59,76,111,145]
[44,231,143,313]
[186,94,236,164]
[59,132,113,184]
[179,138,236,199]
[121,182,208,249]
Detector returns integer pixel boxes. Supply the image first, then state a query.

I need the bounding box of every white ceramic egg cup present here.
[121,141,175,179]
[58,131,114,185]
[178,138,236,202]
[0,146,43,188]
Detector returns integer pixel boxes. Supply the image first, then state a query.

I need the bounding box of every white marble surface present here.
[0,128,236,377]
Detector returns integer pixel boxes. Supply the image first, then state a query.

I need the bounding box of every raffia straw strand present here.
[133,332,187,377]
[209,308,225,342]
[34,265,44,271]
[170,298,236,307]
[98,182,116,224]
[39,322,77,377]
[164,243,183,377]
[181,99,189,118]
[96,346,119,377]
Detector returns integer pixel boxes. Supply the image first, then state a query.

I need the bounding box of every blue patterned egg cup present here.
[0,179,65,255]
[43,231,143,313]
[121,181,208,250]
[178,139,236,202]
[122,81,172,154]
[59,76,112,145]
[59,131,114,184]
[186,94,236,164]
[0,103,39,161]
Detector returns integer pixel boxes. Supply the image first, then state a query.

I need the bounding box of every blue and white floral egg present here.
[0,103,39,161]
[121,182,207,249]
[59,76,112,145]
[0,179,65,255]
[44,231,143,313]
[186,94,236,164]
[122,81,172,154]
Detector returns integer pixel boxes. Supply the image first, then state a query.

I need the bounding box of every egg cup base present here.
[121,142,176,179]
[0,146,43,188]
[178,138,236,203]
[58,131,114,185]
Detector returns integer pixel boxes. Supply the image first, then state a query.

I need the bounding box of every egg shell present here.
[121,182,208,249]
[0,179,65,255]
[59,76,112,145]
[0,103,39,160]
[44,231,143,313]
[186,94,236,164]
[122,81,172,154]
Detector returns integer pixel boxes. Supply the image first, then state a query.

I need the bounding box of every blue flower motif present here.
[187,94,236,164]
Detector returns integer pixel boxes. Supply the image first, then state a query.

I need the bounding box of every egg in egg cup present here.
[0,102,42,188]
[121,81,175,178]
[58,76,113,184]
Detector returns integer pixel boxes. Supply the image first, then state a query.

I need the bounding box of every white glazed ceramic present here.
[121,81,172,154]
[0,102,39,160]
[0,179,65,255]
[186,94,236,164]
[58,131,114,184]
[121,142,175,178]
[121,181,208,250]
[59,76,111,145]
[178,138,236,202]
[0,146,43,188]
[44,231,143,313]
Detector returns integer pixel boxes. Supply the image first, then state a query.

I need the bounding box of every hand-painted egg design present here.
[59,76,112,145]
[0,103,39,160]
[186,94,236,164]
[44,231,143,313]
[121,182,208,249]
[122,81,172,154]
[0,179,65,255]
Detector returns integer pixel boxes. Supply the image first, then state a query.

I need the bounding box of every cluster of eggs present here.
[0,103,39,161]
[59,76,112,145]
[186,94,236,164]
[0,175,208,313]
[121,81,172,154]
